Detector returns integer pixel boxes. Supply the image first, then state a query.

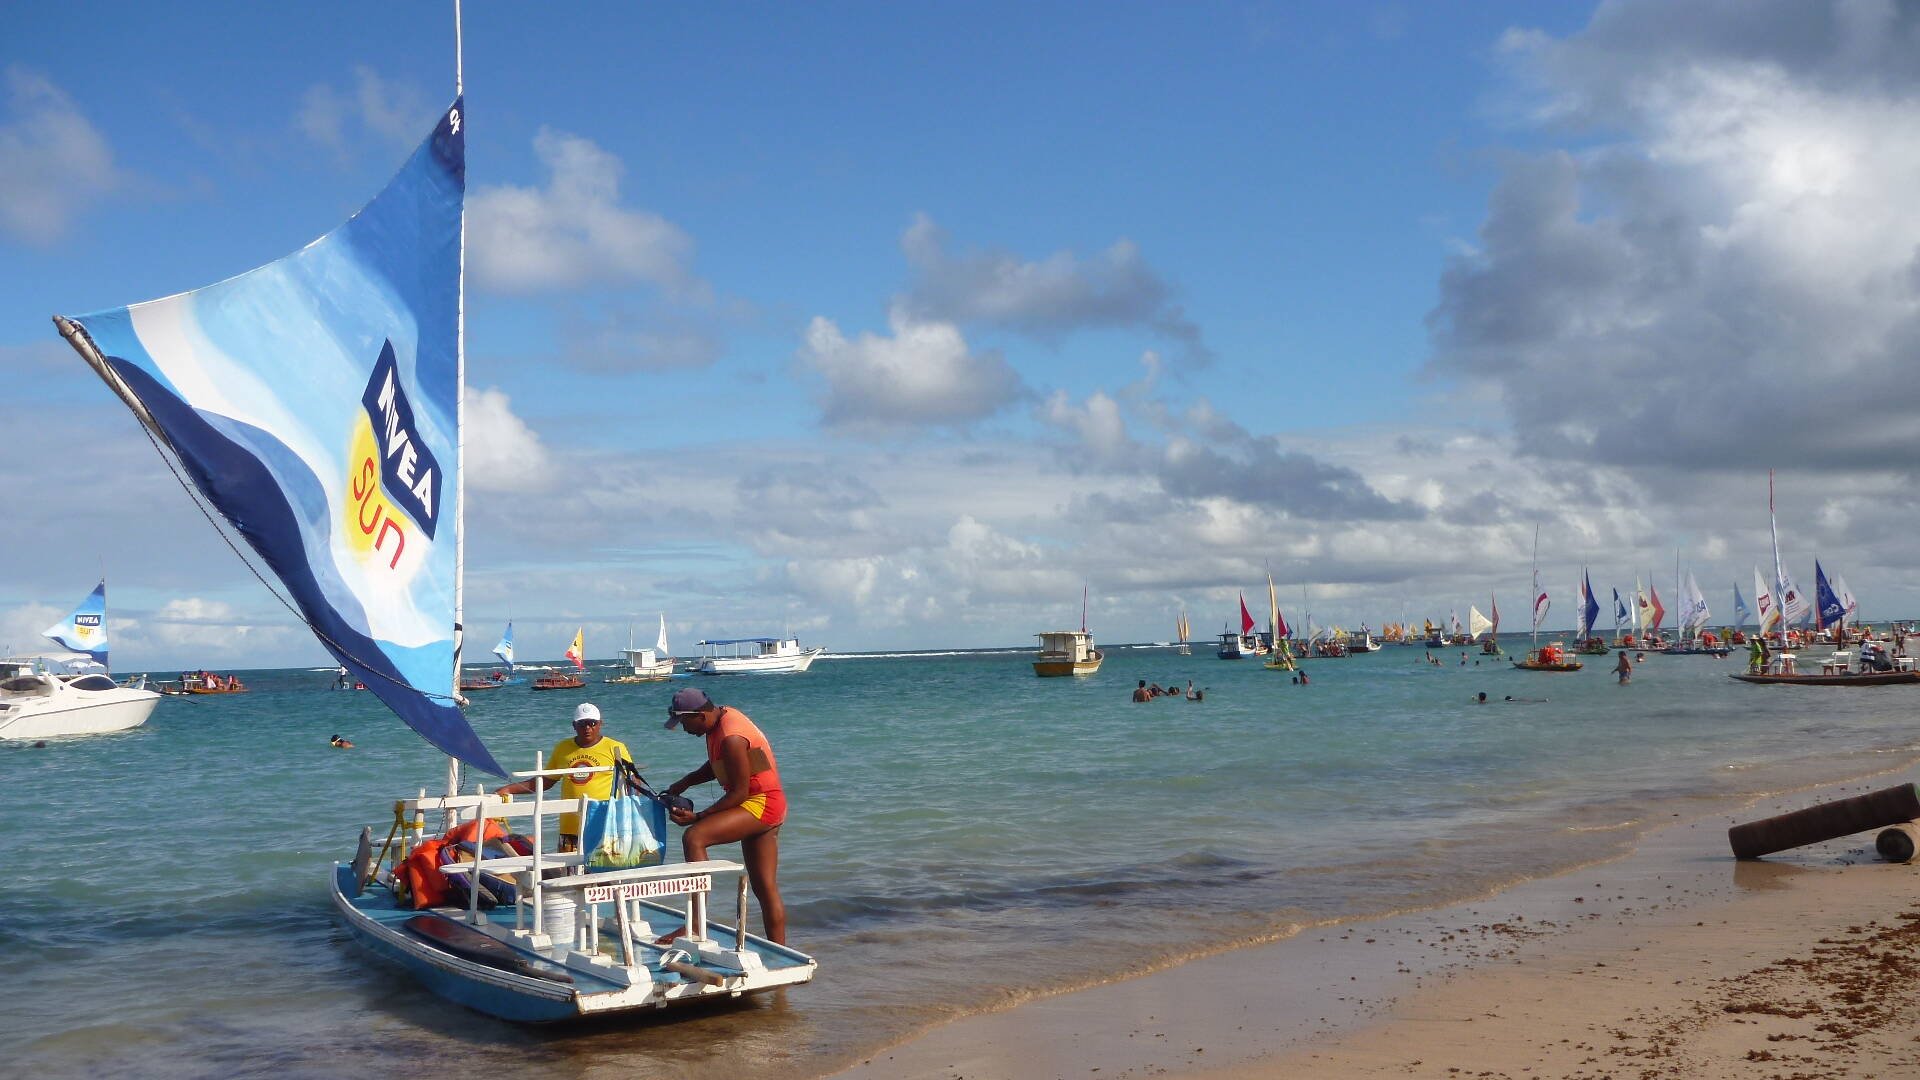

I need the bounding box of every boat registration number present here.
[582,875,712,903]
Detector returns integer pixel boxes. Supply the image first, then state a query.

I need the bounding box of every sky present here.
[5,1,1920,670]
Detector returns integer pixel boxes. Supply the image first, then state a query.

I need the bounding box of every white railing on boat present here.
[394,753,763,979]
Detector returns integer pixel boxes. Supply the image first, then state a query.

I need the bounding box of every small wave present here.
[1565,820,1641,833]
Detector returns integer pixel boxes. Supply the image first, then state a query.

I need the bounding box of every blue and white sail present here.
[54,100,502,777]
[1680,571,1710,635]
[43,580,109,668]
[1579,569,1600,641]
[493,621,515,672]
[1732,583,1750,630]
[1612,588,1628,637]
[1834,574,1858,620]
[1814,561,1845,630]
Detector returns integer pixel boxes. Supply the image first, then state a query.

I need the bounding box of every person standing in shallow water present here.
[663,687,788,945]
[1615,651,1633,684]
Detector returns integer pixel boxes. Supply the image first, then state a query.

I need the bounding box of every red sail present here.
[1239,593,1256,634]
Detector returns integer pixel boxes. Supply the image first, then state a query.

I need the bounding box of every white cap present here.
[573,702,601,724]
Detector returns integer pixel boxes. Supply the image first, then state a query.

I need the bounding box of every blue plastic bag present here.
[579,791,664,871]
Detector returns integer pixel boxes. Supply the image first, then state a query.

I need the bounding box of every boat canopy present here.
[698,637,791,646]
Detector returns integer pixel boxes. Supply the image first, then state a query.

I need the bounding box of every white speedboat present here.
[0,662,160,740]
[693,637,823,675]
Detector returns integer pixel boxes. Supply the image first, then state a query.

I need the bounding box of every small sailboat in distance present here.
[533,629,587,689]
[1176,609,1191,655]
[459,621,525,690]
[1514,526,1582,671]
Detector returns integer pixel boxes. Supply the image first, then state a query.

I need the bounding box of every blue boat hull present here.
[331,866,582,1022]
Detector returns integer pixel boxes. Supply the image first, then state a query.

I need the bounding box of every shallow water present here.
[3,641,1916,1079]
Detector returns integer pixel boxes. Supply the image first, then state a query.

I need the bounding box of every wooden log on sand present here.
[1874,820,1920,864]
[1728,783,1920,859]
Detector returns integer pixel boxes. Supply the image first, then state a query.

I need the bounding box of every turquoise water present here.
[4,642,1918,1079]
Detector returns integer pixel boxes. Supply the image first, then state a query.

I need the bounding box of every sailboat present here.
[1573,568,1609,654]
[1468,604,1495,654]
[52,25,813,1019]
[1513,526,1581,671]
[1217,592,1257,659]
[1666,569,1725,655]
[459,621,526,690]
[0,579,160,740]
[534,628,588,690]
[1263,571,1295,670]
[1175,609,1192,656]
[611,613,677,683]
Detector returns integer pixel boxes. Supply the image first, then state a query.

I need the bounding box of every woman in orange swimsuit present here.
[663,687,788,944]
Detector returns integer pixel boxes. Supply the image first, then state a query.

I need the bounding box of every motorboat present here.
[611,614,677,683]
[694,637,823,675]
[1033,629,1102,677]
[0,660,160,740]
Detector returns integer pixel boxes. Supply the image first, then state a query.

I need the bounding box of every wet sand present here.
[827,776,1920,1080]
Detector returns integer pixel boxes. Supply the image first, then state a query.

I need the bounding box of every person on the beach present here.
[1132,680,1152,703]
[492,702,631,852]
[1614,651,1632,684]
[663,687,788,944]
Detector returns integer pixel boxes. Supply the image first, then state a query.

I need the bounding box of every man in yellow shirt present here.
[493,702,631,850]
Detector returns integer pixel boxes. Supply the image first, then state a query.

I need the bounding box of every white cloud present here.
[298,66,433,161]
[1431,1,1920,470]
[468,129,705,298]
[899,213,1209,360]
[0,67,118,245]
[463,386,553,493]
[801,303,1028,431]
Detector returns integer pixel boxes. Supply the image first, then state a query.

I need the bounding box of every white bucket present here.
[540,895,578,949]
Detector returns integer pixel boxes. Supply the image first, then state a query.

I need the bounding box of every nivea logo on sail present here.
[347,341,441,573]
[74,614,102,627]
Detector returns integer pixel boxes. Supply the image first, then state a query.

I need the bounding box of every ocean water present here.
[4,641,1917,1079]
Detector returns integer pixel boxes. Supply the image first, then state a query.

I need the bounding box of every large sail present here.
[1753,566,1777,633]
[43,580,109,668]
[566,628,586,671]
[1833,574,1858,619]
[1814,561,1845,630]
[493,622,515,671]
[655,612,671,656]
[1647,586,1666,634]
[1468,605,1492,638]
[1612,588,1627,637]
[1681,571,1709,634]
[1238,593,1256,636]
[1580,569,1600,642]
[1732,583,1750,630]
[53,101,503,777]
[1777,566,1809,627]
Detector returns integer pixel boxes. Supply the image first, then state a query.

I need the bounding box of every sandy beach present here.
[829,776,1920,1080]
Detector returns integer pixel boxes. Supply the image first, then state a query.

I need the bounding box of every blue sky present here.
[5,2,1919,669]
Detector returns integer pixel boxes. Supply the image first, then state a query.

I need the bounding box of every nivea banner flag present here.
[56,101,502,776]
